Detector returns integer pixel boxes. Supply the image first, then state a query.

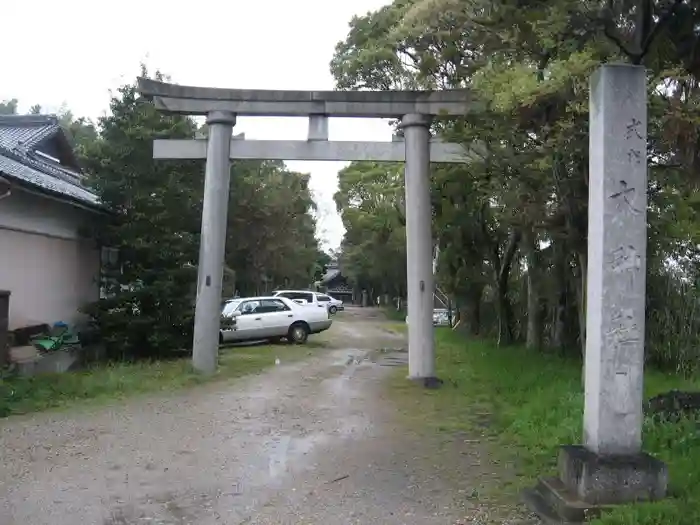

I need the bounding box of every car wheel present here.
[288,322,309,344]
[329,305,338,315]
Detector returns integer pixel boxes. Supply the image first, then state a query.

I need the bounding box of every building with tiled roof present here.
[315,261,354,302]
[0,115,102,333]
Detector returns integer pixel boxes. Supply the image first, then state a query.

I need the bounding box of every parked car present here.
[316,293,344,314]
[432,308,454,327]
[272,290,318,307]
[219,296,331,345]
[273,290,344,315]
[404,309,455,327]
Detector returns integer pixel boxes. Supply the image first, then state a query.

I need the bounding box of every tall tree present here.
[0,99,18,115]
[335,161,407,302]
[331,0,700,370]
[81,72,204,358]
[226,160,321,296]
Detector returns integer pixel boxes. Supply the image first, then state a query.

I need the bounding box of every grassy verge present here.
[388,328,700,525]
[382,306,407,322]
[0,343,319,418]
[381,322,407,336]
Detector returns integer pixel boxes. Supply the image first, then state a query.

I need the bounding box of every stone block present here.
[523,478,587,524]
[11,347,81,377]
[523,445,668,523]
[558,445,668,505]
[34,348,80,374]
[9,345,39,362]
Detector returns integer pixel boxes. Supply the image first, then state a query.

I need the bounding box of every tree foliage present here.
[80,76,205,357]
[335,161,407,299]
[0,99,18,115]
[226,160,320,296]
[333,0,700,370]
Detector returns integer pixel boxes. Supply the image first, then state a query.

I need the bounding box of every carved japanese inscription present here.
[610,244,642,289]
[627,148,643,165]
[609,180,642,215]
[605,112,645,396]
[607,308,641,352]
[610,245,642,273]
[625,118,644,140]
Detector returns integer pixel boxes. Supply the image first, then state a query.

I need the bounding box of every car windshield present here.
[222,300,242,316]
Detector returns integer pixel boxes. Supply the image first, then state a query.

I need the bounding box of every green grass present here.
[388,329,700,525]
[382,306,407,322]
[0,343,318,418]
[381,321,407,335]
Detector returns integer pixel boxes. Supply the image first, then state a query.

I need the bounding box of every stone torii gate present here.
[137,78,471,378]
[139,66,668,519]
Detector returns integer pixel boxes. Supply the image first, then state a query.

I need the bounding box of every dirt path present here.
[0,308,511,525]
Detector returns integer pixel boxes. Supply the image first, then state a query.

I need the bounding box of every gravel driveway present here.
[0,307,522,525]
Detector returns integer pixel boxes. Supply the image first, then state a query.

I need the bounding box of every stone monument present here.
[523,64,668,522]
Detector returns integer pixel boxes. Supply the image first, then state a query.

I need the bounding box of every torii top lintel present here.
[137,78,472,118]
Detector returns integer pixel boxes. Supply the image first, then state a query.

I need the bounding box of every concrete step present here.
[522,476,597,524]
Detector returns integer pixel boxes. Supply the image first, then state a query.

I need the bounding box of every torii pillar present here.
[402,114,435,379]
[192,110,236,373]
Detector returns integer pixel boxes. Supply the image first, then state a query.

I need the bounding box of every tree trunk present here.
[552,152,588,354]
[552,299,566,350]
[576,250,587,358]
[526,272,542,349]
[494,230,521,346]
[496,280,514,346]
[551,240,568,350]
[551,280,566,352]
[576,249,588,386]
[524,229,543,350]
[462,285,483,335]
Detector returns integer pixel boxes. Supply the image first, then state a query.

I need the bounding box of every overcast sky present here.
[3,0,393,252]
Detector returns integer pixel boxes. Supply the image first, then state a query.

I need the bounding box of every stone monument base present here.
[522,445,668,523]
[406,375,443,389]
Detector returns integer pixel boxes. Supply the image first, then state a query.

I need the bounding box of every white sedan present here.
[273,290,344,314]
[324,294,344,314]
[219,295,332,345]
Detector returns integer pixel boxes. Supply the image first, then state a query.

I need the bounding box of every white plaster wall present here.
[0,188,100,329]
[0,188,91,240]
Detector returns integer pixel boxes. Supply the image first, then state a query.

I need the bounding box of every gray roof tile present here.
[0,115,60,150]
[0,151,100,206]
[320,269,342,284]
[0,115,101,208]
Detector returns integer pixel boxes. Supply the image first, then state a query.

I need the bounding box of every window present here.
[237,300,261,314]
[317,294,330,302]
[101,247,120,266]
[99,246,122,299]
[258,299,290,313]
[278,291,313,302]
[222,300,242,316]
